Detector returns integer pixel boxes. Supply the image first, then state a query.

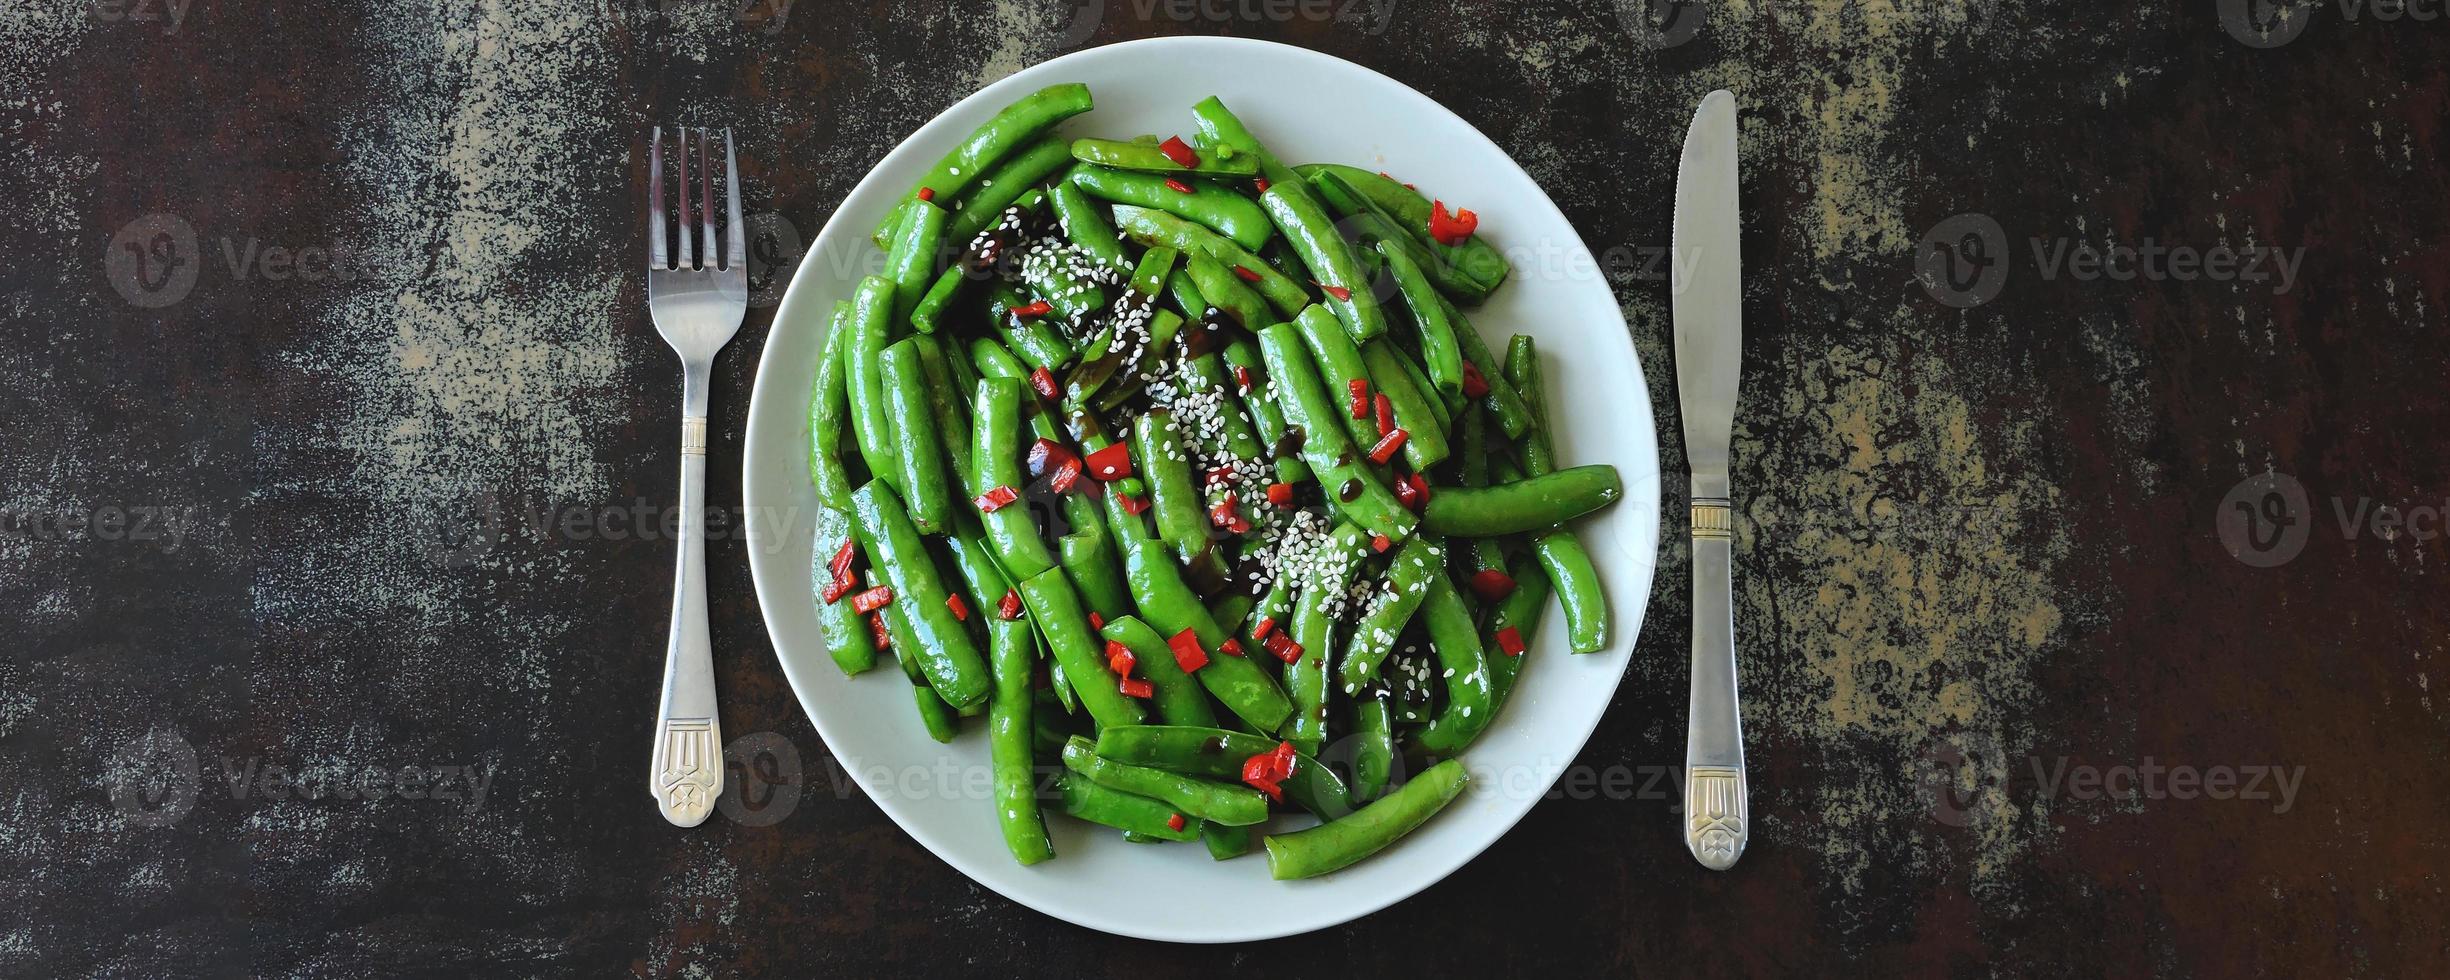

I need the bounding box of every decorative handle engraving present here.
[654,716,721,826]
[680,416,709,456]
[1690,498,1733,539]
[1684,764,1747,870]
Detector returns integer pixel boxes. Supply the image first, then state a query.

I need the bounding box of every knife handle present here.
[1684,497,1747,870]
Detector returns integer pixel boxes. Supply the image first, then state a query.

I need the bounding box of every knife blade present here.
[1671,89,1748,871]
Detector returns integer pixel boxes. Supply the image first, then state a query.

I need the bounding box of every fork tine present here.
[648,126,668,271]
[722,128,746,272]
[676,127,697,270]
[696,128,718,271]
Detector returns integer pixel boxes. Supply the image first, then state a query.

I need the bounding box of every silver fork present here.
[644,126,747,828]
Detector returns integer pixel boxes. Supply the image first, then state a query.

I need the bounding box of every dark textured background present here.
[5,1,2446,975]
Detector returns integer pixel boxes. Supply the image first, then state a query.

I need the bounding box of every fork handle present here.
[651,413,723,827]
[1684,497,1747,869]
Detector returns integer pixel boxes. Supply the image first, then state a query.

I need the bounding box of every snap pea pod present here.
[1351,696,1395,804]
[1291,304,1389,450]
[1288,522,1371,754]
[909,335,977,498]
[1307,169,1495,303]
[1062,737,1268,826]
[1420,465,1622,537]
[1386,642,1435,723]
[1505,336,1608,654]
[985,280,1071,371]
[1295,163,1511,294]
[1113,205,1308,315]
[849,482,990,709]
[1102,489,1294,733]
[1088,308,1185,414]
[1049,172,1130,270]
[1240,578,1294,655]
[1015,567,1145,730]
[1069,136,1259,177]
[1099,615,1218,727]
[1071,165,1272,250]
[1176,353,1269,467]
[968,379,1058,579]
[1202,824,1254,861]
[944,522,1054,864]
[808,504,874,675]
[879,341,956,534]
[883,198,949,325]
[1165,268,1207,320]
[1134,411,1215,570]
[876,82,1093,245]
[1058,491,1133,621]
[1388,341,1461,425]
[1181,253,1271,330]
[1452,406,1509,580]
[807,300,859,508]
[1257,317,1417,540]
[1336,535,1442,694]
[946,134,1075,244]
[907,682,960,742]
[1207,593,1255,637]
[1187,95,1302,189]
[1259,182,1389,343]
[1057,771,1202,842]
[909,264,971,335]
[1220,338,1310,485]
[1359,339,1451,470]
[1439,290,1536,438]
[1407,570,1495,755]
[1484,552,1550,711]
[1264,758,1468,880]
[844,276,901,489]
[1093,725,1355,820]
[1376,241,1466,403]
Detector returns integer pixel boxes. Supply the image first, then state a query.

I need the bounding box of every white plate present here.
[743,36,1661,943]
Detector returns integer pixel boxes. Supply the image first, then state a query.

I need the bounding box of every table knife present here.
[1671,89,1748,871]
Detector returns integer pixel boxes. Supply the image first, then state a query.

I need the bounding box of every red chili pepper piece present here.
[1163,177,1194,194]
[1167,812,1187,832]
[1403,473,1432,510]
[1270,740,1297,779]
[1265,631,1302,665]
[1265,482,1294,508]
[1251,616,1277,642]
[1461,360,1491,398]
[946,593,970,621]
[1319,283,1352,302]
[1083,441,1133,481]
[998,589,1023,620]
[1370,534,1392,554]
[1218,638,1244,658]
[1119,677,1154,699]
[1393,474,1422,510]
[1469,569,1518,602]
[1233,364,1254,393]
[1240,754,1284,802]
[1169,628,1209,673]
[1496,625,1527,657]
[1207,493,1242,531]
[1204,465,1234,488]
[1374,392,1395,437]
[828,537,858,581]
[1026,438,1079,480]
[1428,200,1479,246]
[973,485,1021,513]
[1253,177,1270,193]
[1158,135,1200,168]
[1107,640,1136,678]
[1348,379,1370,419]
[1232,264,1262,282]
[1049,457,1083,494]
[1116,492,1150,516]
[869,613,893,649]
[1088,611,1104,631]
[1028,367,1059,401]
[1009,299,1054,318]
[1367,428,1408,465]
[821,575,857,604]
[850,585,895,614]
[916,187,935,203]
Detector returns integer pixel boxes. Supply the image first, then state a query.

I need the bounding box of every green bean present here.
[1306,169,1494,304]
[1062,737,1268,826]
[1181,253,1271,331]
[1503,336,1608,654]
[1259,183,1388,343]
[808,502,874,675]
[884,198,948,325]
[1093,725,1355,820]
[1288,522,1371,754]
[1295,163,1510,294]
[849,482,989,709]
[942,522,1053,864]
[1135,410,1214,569]
[1113,206,1308,315]
[1336,535,1441,694]
[909,264,970,335]
[1057,771,1202,842]
[1360,339,1451,470]
[1439,291,1536,438]
[1408,570,1494,755]
[1102,490,1294,733]
[1015,567,1145,730]
[877,82,1094,245]
[1420,465,1622,536]
[1220,338,1310,485]
[879,341,956,534]
[1351,697,1395,804]
[1484,552,1550,711]
[1377,241,1466,403]
[1291,303,1386,450]
[1264,758,1468,880]
[1049,171,1130,270]
[1069,136,1259,177]
[1257,316,1417,540]
[1071,165,1272,250]
[1099,615,1218,727]
[844,276,901,489]
[947,135,1075,244]
[968,379,1057,579]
